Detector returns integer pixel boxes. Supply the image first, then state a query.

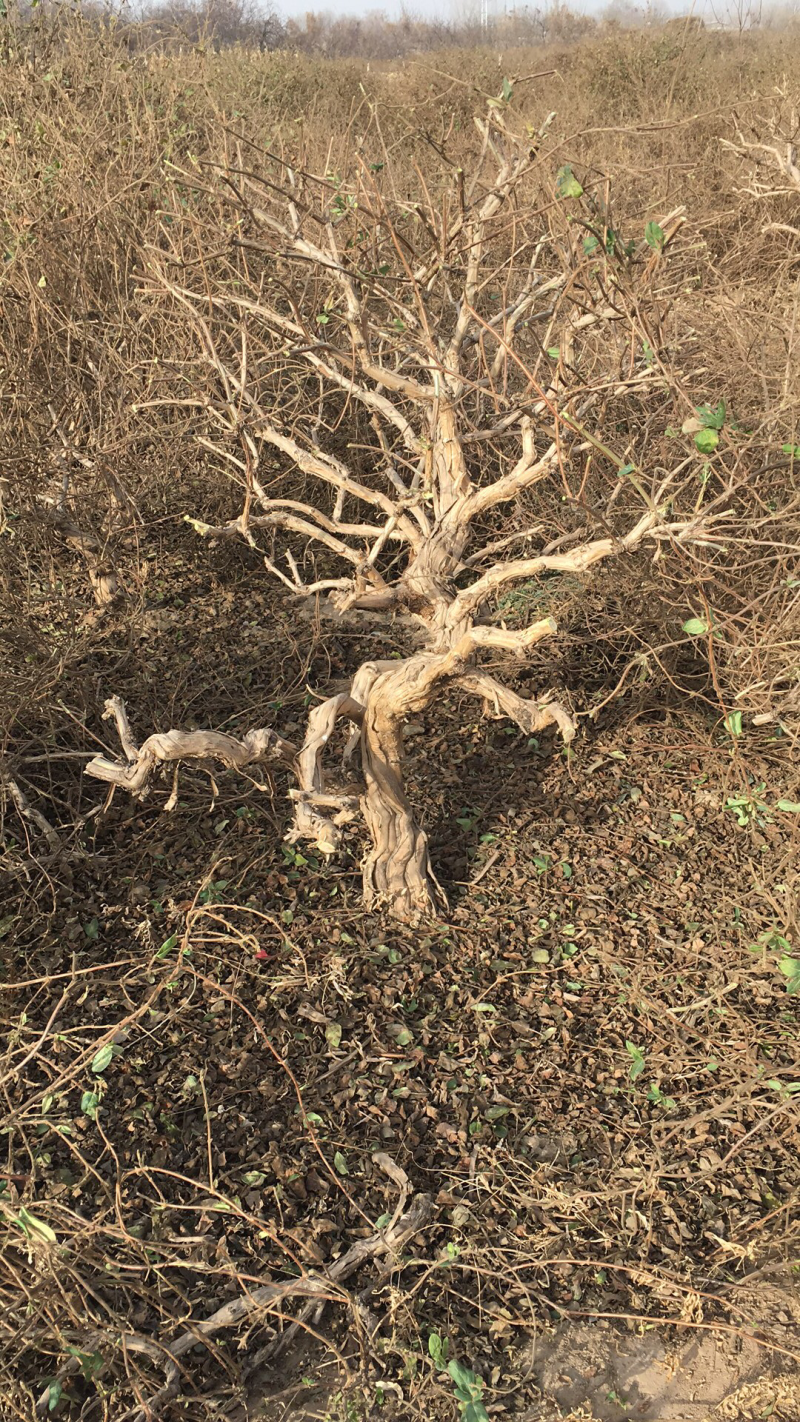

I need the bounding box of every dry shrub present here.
[1,11,800,1414]
[3,14,798,733]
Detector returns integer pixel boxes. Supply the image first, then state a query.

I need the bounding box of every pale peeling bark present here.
[360,695,446,918]
[287,693,363,854]
[86,697,296,797]
[354,621,568,914]
[2,768,63,856]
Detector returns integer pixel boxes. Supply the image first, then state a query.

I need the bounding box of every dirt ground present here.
[248,1317,800,1420]
[3,543,799,1421]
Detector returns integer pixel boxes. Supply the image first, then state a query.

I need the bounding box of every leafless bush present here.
[71,82,795,919]
[140,0,286,51]
[2,17,800,1418]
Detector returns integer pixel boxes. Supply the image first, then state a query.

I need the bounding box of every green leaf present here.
[724,711,743,738]
[555,164,583,199]
[645,220,665,250]
[485,1104,509,1120]
[471,1002,496,1013]
[242,1170,266,1186]
[697,399,726,430]
[429,1331,449,1366]
[198,878,229,905]
[464,1402,490,1422]
[501,76,513,103]
[694,427,719,454]
[448,1359,479,1393]
[325,1021,342,1050]
[583,233,599,254]
[778,957,800,993]
[83,917,99,941]
[17,1206,57,1244]
[547,346,560,359]
[66,1347,104,1381]
[46,1380,62,1412]
[155,932,178,959]
[647,1083,677,1109]
[333,1150,349,1175]
[618,463,636,478]
[81,1090,99,1119]
[781,442,800,458]
[777,800,800,813]
[625,1041,646,1080]
[682,617,709,636]
[395,1027,413,1047]
[91,1045,113,1074]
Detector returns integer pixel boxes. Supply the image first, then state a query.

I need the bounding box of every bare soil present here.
[3,549,799,1420]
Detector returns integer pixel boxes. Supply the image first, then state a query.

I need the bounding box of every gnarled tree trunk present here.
[360,700,445,918]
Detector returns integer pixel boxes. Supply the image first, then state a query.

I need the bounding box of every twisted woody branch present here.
[90,99,727,918]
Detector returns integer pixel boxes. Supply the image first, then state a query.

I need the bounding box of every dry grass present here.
[2,15,799,725]
[1,12,800,1422]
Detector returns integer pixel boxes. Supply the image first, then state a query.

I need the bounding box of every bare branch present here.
[85,697,296,796]
[443,118,536,381]
[253,422,422,545]
[452,511,661,620]
[95,1193,434,1422]
[463,425,557,521]
[464,617,559,657]
[169,279,428,453]
[722,128,800,198]
[94,96,750,923]
[2,768,63,856]
[189,498,392,544]
[288,693,364,854]
[456,671,576,744]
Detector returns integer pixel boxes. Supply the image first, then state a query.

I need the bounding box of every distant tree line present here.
[109,0,599,55]
[7,0,798,56]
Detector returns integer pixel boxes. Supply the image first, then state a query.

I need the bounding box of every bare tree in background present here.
[141,0,285,49]
[88,97,729,919]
